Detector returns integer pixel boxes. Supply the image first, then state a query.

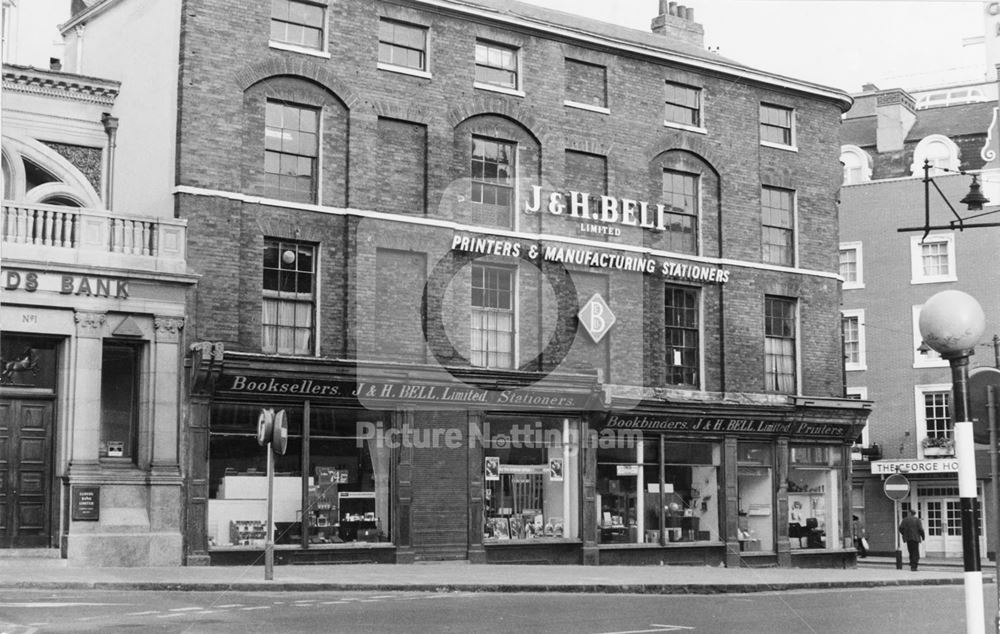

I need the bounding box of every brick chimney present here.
[651,1,705,48]
[875,88,916,153]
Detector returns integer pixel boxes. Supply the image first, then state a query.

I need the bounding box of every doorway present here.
[0,397,55,548]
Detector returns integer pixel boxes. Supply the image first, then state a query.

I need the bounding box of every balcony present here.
[2,201,187,275]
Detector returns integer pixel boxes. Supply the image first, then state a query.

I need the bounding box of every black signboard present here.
[72,486,100,521]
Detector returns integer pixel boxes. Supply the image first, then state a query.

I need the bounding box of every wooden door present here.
[0,398,54,547]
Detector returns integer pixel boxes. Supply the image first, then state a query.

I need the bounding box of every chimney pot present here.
[659,0,669,13]
[49,57,62,71]
[668,2,677,16]
[685,7,694,20]
[677,4,686,19]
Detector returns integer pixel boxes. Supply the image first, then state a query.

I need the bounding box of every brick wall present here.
[177,0,847,399]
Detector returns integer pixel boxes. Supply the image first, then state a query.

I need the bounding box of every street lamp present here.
[919,289,987,634]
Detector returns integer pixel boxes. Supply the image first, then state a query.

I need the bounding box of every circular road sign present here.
[883,474,911,501]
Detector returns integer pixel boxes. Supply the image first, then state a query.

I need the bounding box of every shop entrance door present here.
[0,397,54,547]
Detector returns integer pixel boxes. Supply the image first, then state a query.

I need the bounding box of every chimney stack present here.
[875,88,916,153]
[652,0,704,48]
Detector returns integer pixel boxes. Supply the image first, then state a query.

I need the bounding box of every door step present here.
[0,548,64,566]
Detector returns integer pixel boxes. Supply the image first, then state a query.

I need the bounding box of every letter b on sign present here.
[577,293,616,343]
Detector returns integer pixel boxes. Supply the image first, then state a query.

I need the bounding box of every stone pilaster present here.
[151,316,184,470]
[69,311,105,465]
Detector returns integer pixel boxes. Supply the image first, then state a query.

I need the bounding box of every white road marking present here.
[595,625,696,634]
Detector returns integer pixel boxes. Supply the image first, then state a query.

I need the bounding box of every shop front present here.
[595,396,869,568]
[184,345,601,565]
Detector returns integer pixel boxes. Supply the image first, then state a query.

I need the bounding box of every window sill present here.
[911,276,958,285]
[377,62,432,80]
[483,538,581,546]
[599,540,723,549]
[845,364,867,372]
[760,140,798,152]
[268,41,331,59]
[663,120,707,135]
[474,82,525,98]
[564,100,610,115]
[842,282,865,290]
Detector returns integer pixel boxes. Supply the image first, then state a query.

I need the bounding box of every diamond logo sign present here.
[578,293,616,343]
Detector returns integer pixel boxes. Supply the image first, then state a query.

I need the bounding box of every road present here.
[0,585,995,633]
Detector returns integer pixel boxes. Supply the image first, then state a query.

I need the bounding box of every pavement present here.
[0,553,993,594]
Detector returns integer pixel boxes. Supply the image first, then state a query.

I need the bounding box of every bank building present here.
[0,0,869,568]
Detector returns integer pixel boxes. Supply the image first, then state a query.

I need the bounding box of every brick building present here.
[59,0,866,568]
[841,82,1000,559]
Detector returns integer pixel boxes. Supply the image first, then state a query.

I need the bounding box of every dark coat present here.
[898,515,925,542]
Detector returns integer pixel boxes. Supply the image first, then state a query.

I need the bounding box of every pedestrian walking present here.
[898,510,924,571]
[852,515,868,557]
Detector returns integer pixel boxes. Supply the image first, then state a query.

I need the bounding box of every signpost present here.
[969,367,1000,633]
[883,474,910,501]
[256,408,287,581]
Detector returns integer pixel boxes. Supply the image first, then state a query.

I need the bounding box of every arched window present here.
[840,145,871,185]
[910,134,960,176]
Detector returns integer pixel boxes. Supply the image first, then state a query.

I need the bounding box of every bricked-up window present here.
[761,185,794,266]
[101,342,140,462]
[475,40,518,90]
[764,296,796,393]
[270,0,325,50]
[661,170,699,254]
[664,81,701,127]
[760,103,794,146]
[471,136,514,225]
[471,264,514,369]
[264,101,319,203]
[564,58,607,109]
[263,239,315,355]
[665,285,699,386]
[378,18,427,71]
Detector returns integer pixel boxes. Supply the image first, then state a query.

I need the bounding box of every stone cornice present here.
[2,64,119,108]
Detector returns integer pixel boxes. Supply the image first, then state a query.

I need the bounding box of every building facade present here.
[59,0,866,568]
[0,62,194,565]
[840,84,1000,559]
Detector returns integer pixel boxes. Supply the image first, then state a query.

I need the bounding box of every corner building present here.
[63,0,868,567]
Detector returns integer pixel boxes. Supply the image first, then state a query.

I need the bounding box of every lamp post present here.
[919,290,988,634]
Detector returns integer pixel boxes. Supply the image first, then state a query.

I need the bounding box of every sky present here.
[524,0,989,93]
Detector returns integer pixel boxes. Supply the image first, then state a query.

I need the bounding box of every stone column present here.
[69,311,105,467]
[151,316,184,472]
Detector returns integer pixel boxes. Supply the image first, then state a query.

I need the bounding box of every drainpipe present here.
[101,113,118,211]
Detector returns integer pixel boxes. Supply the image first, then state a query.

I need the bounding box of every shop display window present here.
[208,404,390,549]
[483,417,579,541]
[737,442,774,552]
[787,445,843,550]
[596,439,720,545]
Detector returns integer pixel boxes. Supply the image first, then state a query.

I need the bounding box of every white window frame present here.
[470,264,518,369]
[841,309,866,372]
[759,103,797,152]
[914,383,952,459]
[663,81,706,135]
[269,0,330,58]
[910,134,960,176]
[764,295,799,394]
[761,185,797,267]
[376,17,432,79]
[474,39,524,97]
[909,233,956,284]
[912,304,948,368]
[262,239,319,356]
[840,145,872,185]
[839,241,864,289]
